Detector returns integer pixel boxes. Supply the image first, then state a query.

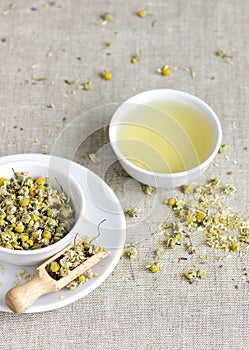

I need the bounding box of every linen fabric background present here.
[0,1,248,349]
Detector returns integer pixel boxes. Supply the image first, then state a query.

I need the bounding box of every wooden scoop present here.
[5,239,109,314]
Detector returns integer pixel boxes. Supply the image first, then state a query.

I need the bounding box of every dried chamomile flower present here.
[195,211,206,223]
[165,233,183,249]
[230,242,241,252]
[161,221,171,229]
[126,206,141,218]
[185,242,196,254]
[206,177,220,188]
[131,53,141,64]
[156,247,165,257]
[167,197,177,207]
[216,49,227,58]
[125,246,138,259]
[183,269,207,284]
[223,184,236,195]
[0,172,74,250]
[67,271,99,290]
[142,185,153,195]
[157,65,171,76]
[215,49,233,64]
[196,269,207,279]
[101,13,114,24]
[181,184,194,194]
[46,239,104,288]
[146,261,160,273]
[137,9,147,18]
[239,226,249,244]
[183,270,196,283]
[78,81,94,91]
[218,144,227,153]
[0,177,8,186]
[216,49,232,59]
[102,69,112,80]
[164,222,184,248]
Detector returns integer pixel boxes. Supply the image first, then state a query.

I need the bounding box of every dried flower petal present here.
[88,153,101,163]
[78,81,94,91]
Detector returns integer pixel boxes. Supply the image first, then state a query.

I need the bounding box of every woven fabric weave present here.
[0,1,248,349]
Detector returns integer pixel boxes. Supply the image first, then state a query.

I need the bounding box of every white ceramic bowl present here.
[0,158,85,265]
[109,89,222,188]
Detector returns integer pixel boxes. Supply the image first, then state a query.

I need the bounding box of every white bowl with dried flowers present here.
[109,89,222,188]
[0,156,85,265]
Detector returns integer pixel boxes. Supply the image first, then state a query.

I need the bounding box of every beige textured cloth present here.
[0,1,248,349]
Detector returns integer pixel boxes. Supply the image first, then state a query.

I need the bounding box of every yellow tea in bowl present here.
[109,89,222,188]
[116,100,214,173]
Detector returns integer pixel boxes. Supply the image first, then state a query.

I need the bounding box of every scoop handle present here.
[5,269,57,314]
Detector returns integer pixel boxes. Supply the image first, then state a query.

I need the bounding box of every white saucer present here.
[0,154,126,313]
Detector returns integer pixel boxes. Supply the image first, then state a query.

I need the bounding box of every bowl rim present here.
[109,88,222,179]
[0,158,84,257]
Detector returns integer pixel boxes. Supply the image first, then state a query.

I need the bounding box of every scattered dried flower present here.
[183,269,206,284]
[156,247,165,257]
[157,65,171,76]
[131,53,141,64]
[124,246,138,259]
[185,242,196,254]
[216,49,233,64]
[102,69,112,80]
[137,9,147,18]
[146,261,160,273]
[183,67,196,78]
[181,184,194,194]
[196,269,207,279]
[162,176,249,257]
[101,13,114,24]
[126,206,141,218]
[78,81,94,91]
[223,184,236,195]
[88,153,101,163]
[142,185,153,195]
[230,242,241,252]
[218,144,227,153]
[216,49,232,59]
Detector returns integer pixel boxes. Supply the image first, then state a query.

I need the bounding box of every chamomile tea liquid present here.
[116,100,214,173]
